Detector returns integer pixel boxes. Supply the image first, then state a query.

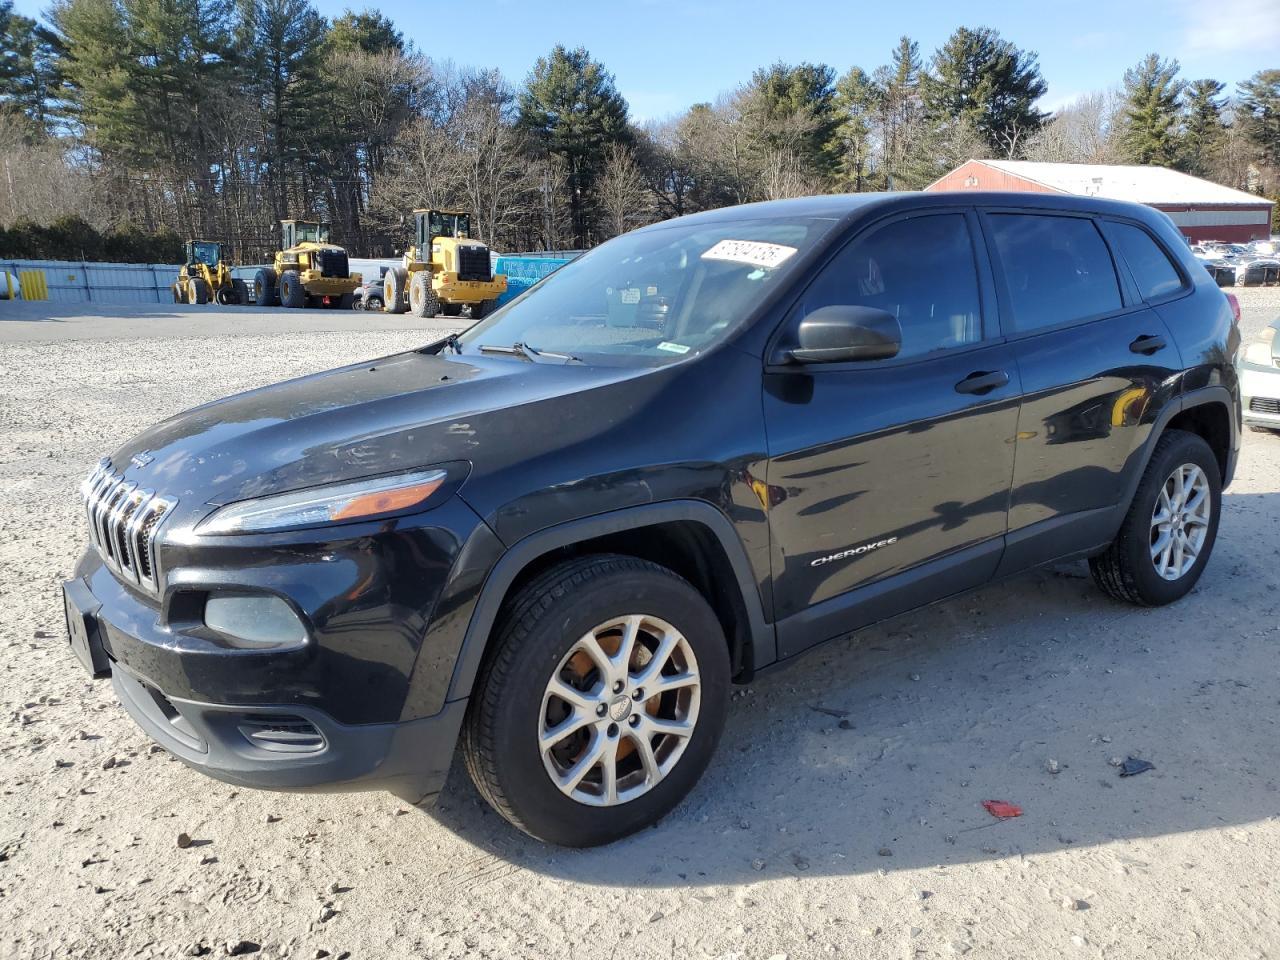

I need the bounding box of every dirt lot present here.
[2,294,1279,960]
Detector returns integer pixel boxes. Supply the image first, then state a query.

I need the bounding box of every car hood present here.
[108,348,650,510]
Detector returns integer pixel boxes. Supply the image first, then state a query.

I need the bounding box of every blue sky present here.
[17,0,1280,121]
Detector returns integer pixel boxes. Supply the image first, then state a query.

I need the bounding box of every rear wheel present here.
[171,282,182,304]
[384,267,408,314]
[364,295,384,313]
[215,285,237,306]
[471,299,495,320]
[188,278,208,305]
[1089,429,1221,606]
[462,555,730,847]
[231,279,249,304]
[336,292,355,310]
[409,272,439,318]
[279,271,305,308]
[253,269,276,307]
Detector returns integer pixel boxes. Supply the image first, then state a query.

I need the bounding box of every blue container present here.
[493,254,578,306]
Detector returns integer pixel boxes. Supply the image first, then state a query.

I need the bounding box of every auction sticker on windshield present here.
[701,240,798,270]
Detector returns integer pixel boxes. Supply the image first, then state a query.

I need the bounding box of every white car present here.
[1242,318,1280,432]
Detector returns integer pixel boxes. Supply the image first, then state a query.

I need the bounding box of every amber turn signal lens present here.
[330,476,444,521]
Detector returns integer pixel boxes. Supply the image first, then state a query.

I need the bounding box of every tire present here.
[279,271,305,308]
[471,299,494,320]
[353,296,366,311]
[253,269,276,307]
[171,283,182,304]
[232,279,249,305]
[409,271,439,318]
[461,554,730,847]
[1248,425,1275,435]
[384,266,408,314]
[1089,429,1222,606]
[365,295,384,313]
[441,303,463,317]
[188,278,208,305]
[336,292,355,310]
[215,286,237,306]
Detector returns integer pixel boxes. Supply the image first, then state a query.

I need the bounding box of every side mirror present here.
[787,304,901,364]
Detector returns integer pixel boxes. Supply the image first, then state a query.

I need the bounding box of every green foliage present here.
[922,27,1047,156]
[325,8,403,55]
[0,215,179,261]
[1180,79,1225,176]
[1237,70,1280,169]
[743,61,841,176]
[0,6,64,129]
[1117,54,1185,165]
[518,45,630,245]
[834,66,881,190]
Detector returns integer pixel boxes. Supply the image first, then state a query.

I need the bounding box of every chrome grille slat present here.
[80,461,175,596]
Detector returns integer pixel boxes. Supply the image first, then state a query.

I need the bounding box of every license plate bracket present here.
[63,579,109,679]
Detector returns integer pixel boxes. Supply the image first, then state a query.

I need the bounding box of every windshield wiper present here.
[420,332,462,355]
[478,342,579,363]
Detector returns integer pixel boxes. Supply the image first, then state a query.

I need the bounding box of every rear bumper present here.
[434,274,507,304]
[110,658,464,801]
[300,273,362,296]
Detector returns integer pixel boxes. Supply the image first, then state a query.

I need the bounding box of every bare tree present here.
[595,143,650,238]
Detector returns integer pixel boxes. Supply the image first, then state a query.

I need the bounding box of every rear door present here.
[980,210,1184,573]
[763,209,1021,657]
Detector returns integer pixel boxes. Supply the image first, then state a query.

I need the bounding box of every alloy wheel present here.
[1150,462,1211,581]
[539,615,701,807]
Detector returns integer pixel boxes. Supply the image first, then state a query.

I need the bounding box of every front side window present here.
[456,218,837,365]
[788,213,983,361]
[1106,221,1184,301]
[191,242,220,267]
[988,214,1122,333]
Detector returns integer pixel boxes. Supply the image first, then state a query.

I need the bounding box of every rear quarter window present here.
[987,214,1123,333]
[1105,221,1186,301]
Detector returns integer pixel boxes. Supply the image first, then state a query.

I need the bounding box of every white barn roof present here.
[977,160,1271,208]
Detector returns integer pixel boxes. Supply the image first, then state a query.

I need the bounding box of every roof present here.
[970,160,1272,208]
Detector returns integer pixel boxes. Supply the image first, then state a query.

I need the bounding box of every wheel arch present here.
[444,501,775,705]
[1122,385,1238,515]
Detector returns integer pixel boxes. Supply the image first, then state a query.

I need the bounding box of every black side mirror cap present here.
[785,304,902,364]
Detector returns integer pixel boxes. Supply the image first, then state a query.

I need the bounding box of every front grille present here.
[1250,397,1280,415]
[81,460,175,596]
[457,245,491,282]
[315,249,349,279]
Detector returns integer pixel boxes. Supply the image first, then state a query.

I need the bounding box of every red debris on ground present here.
[982,800,1023,819]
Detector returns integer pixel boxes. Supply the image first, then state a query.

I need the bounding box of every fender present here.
[444,500,776,704]
[1119,384,1238,513]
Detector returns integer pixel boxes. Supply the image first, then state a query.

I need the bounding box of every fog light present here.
[204,593,306,647]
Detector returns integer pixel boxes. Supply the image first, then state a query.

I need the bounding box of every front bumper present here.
[65,494,505,797]
[1241,360,1280,428]
[110,657,465,800]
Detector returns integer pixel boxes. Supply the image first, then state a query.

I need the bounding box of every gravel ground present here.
[2,295,1280,960]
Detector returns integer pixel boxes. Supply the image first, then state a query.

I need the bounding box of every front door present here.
[762,211,1020,658]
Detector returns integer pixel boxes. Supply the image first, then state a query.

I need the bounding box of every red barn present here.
[927,159,1274,243]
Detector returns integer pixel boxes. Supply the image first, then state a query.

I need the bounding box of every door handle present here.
[1129,334,1167,355]
[954,370,1010,395]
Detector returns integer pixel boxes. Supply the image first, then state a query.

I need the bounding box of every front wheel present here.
[1089,429,1222,606]
[462,555,730,847]
[279,271,305,308]
[408,271,439,318]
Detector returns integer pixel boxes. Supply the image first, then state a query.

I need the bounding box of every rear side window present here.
[1106,222,1184,300]
[792,213,982,360]
[988,214,1122,333]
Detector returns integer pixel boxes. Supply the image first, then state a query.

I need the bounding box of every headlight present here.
[196,468,447,535]
[1244,326,1277,366]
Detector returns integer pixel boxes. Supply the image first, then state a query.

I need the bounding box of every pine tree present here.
[1180,79,1225,177]
[1117,54,1184,166]
[742,61,841,180]
[834,66,881,191]
[922,26,1047,157]
[875,36,924,189]
[1237,70,1280,170]
[518,45,630,247]
[0,8,64,130]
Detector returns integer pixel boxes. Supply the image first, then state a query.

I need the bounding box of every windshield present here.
[456,217,833,364]
[190,242,220,266]
[428,211,470,240]
[294,222,330,244]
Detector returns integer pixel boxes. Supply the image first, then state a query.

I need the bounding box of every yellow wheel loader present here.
[172,241,248,305]
[383,210,506,319]
[252,220,362,309]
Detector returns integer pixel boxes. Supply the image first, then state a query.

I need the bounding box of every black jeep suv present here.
[64,193,1241,847]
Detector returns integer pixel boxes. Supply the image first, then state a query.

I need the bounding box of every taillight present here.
[1225,292,1241,325]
